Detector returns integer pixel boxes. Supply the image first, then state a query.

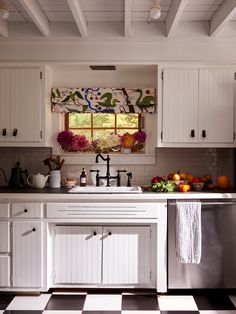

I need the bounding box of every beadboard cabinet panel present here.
[102,226,151,285]
[161,68,235,146]
[162,69,199,143]
[12,221,43,288]
[0,256,10,287]
[54,226,102,284]
[0,222,10,253]
[0,68,42,143]
[199,69,235,143]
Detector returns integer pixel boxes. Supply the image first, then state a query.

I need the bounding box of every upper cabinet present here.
[0,68,43,145]
[160,68,235,147]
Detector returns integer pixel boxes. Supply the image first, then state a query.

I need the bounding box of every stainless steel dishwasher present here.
[168,199,236,289]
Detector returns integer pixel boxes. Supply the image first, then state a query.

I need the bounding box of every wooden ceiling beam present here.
[166,0,188,37]
[19,0,49,36]
[124,0,132,37]
[210,0,236,36]
[0,17,8,37]
[67,0,87,37]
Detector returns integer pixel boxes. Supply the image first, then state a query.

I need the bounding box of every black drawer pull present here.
[24,209,28,213]
[2,128,6,136]
[202,130,206,138]
[32,228,36,232]
[108,231,112,236]
[190,129,195,138]
[93,231,97,236]
[12,128,17,136]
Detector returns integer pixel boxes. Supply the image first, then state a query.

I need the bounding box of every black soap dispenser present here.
[80,168,87,187]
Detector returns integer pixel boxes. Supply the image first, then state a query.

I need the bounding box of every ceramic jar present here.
[49,170,61,188]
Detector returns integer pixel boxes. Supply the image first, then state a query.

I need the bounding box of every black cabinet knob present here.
[93,231,97,236]
[32,228,36,232]
[108,231,112,236]
[202,130,206,138]
[2,129,6,136]
[12,129,17,136]
[24,209,28,213]
[190,129,195,138]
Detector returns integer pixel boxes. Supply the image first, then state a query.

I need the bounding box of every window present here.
[65,113,141,140]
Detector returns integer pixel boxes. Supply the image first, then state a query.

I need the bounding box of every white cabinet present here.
[102,226,151,285]
[0,221,10,287]
[12,221,43,288]
[161,68,235,146]
[54,226,102,284]
[0,68,42,143]
[53,225,152,286]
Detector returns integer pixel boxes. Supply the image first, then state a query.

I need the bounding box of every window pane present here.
[93,129,115,139]
[117,114,139,128]
[118,128,139,136]
[73,129,91,140]
[93,113,115,128]
[69,113,91,128]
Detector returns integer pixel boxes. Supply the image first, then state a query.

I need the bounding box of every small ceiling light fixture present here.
[148,0,161,23]
[0,7,9,20]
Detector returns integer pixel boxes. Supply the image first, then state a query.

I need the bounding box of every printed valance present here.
[51,87,156,114]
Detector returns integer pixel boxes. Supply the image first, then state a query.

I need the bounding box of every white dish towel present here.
[176,201,202,264]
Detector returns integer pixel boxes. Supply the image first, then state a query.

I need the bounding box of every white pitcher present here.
[49,170,61,188]
[27,173,49,189]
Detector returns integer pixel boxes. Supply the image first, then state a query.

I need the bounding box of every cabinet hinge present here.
[150,270,152,280]
[234,73,236,80]
[161,131,163,140]
[40,71,42,79]
[161,71,164,80]
[10,275,13,285]
[234,132,235,141]
[40,130,42,139]
[10,225,13,233]
[150,229,152,239]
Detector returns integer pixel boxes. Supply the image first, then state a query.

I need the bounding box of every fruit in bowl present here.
[217,175,230,189]
[192,182,205,191]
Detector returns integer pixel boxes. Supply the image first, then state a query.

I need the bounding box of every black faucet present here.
[91,153,126,187]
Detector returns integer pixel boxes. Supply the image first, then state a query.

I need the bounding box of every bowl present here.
[64,178,77,188]
[192,182,205,191]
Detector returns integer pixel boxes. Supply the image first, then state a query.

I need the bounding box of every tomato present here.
[179,184,191,192]
[192,177,201,183]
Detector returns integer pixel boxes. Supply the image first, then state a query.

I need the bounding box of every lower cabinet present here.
[12,221,43,288]
[53,225,151,286]
[0,221,10,287]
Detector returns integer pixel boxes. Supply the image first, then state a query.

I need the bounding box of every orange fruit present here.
[186,173,194,183]
[217,176,230,189]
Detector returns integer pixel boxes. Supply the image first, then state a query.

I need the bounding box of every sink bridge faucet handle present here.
[117,170,127,187]
[90,169,100,186]
[127,172,132,187]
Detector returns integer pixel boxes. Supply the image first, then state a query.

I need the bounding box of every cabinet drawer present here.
[0,204,10,218]
[0,222,10,253]
[46,203,159,219]
[12,203,43,218]
[0,256,10,287]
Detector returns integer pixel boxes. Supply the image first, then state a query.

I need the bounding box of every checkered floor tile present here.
[0,290,235,313]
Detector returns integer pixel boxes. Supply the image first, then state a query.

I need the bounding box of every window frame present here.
[64,113,142,139]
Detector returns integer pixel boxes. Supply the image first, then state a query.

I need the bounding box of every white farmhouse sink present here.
[68,185,142,194]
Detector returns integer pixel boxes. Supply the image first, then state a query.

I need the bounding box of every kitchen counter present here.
[0,186,235,201]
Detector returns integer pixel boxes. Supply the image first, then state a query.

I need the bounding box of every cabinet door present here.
[199,69,235,143]
[102,226,151,285]
[0,256,10,287]
[54,226,102,284]
[12,221,43,288]
[10,68,42,142]
[162,69,198,143]
[0,69,10,142]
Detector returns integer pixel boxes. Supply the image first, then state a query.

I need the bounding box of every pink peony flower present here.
[57,130,73,146]
[71,134,89,151]
[133,131,146,143]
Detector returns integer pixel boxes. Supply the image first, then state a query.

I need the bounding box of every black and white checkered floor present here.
[0,290,236,313]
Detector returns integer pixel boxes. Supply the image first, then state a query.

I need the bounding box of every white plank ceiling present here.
[0,0,236,38]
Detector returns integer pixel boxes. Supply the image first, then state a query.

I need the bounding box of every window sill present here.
[58,152,156,165]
